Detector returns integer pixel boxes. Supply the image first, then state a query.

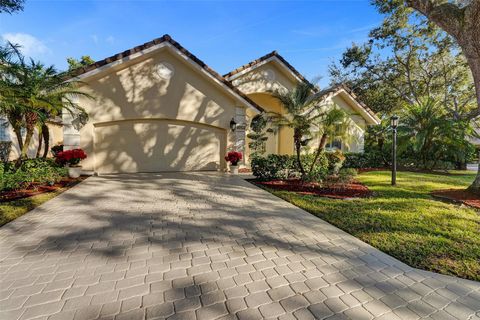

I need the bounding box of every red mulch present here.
[254,179,372,199]
[432,189,480,209]
[0,177,86,202]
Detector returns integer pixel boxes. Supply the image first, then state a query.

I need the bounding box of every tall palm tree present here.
[0,42,91,160]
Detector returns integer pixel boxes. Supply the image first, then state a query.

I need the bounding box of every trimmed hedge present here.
[251,153,329,181]
[343,151,386,169]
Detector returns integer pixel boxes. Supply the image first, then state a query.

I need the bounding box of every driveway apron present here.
[1,173,479,320]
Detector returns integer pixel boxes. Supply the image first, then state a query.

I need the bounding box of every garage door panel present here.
[94,120,225,174]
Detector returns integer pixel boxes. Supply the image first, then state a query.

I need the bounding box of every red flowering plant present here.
[225,151,242,166]
[55,149,87,166]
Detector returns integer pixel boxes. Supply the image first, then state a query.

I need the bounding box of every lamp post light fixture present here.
[391,115,399,186]
[229,118,237,132]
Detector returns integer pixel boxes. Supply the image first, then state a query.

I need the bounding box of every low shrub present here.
[299,153,329,182]
[344,151,386,169]
[338,168,358,184]
[0,141,11,163]
[0,158,67,191]
[251,153,329,182]
[323,167,358,189]
[251,154,295,180]
[326,150,345,174]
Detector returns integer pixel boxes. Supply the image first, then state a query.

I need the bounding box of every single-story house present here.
[1,34,380,173]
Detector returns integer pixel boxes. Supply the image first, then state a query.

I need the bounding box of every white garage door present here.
[94,119,225,174]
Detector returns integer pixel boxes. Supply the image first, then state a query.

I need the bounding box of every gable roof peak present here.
[65,34,264,113]
[223,50,311,87]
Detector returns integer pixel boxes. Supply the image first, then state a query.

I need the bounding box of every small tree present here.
[270,82,320,178]
[0,42,91,160]
[67,56,94,71]
[247,114,269,158]
[270,82,351,179]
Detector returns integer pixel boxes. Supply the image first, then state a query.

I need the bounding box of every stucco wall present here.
[307,95,366,153]
[230,60,297,95]
[73,47,242,172]
[6,121,63,160]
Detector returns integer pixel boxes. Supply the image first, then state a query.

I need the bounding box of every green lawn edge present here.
[261,170,480,282]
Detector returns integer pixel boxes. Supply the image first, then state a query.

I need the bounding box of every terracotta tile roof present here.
[224,51,379,124]
[223,51,314,88]
[67,34,264,113]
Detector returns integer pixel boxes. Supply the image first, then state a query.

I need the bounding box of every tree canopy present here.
[0,0,24,14]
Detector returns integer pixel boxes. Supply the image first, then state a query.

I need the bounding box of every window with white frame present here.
[0,118,9,141]
[326,138,342,151]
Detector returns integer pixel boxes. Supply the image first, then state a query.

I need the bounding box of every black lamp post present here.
[391,115,399,186]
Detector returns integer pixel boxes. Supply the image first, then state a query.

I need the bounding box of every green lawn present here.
[266,170,480,281]
[0,187,71,227]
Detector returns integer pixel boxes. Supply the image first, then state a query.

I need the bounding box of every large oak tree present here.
[373,0,480,191]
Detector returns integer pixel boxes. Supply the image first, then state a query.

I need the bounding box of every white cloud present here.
[1,33,49,57]
[106,36,115,45]
[91,34,99,44]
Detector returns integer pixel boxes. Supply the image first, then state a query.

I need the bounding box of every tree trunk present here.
[12,126,23,152]
[294,129,306,179]
[309,133,328,174]
[468,149,480,192]
[20,128,34,159]
[42,124,50,158]
[36,127,43,158]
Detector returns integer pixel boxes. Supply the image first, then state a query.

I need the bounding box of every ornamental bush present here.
[1,158,67,191]
[251,153,329,182]
[0,141,11,163]
[55,149,87,166]
[343,151,386,169]
[251,154,295,180]
[326,150,346,175]
[299,153,329,182]
[224,151,243,166]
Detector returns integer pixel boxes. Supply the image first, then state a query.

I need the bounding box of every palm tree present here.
[270,82,351,178]
[309,107,350,173]
[0,42,91,160]
[270,82,320,177]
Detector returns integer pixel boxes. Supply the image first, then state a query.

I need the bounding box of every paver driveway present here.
[1,173,479,320]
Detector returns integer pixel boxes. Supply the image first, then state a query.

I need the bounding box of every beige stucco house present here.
[2,35,380,173]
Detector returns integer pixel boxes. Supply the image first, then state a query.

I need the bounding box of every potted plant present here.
[225,151,242,174]
[55,148,87,178]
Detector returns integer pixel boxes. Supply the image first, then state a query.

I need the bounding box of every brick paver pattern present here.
[1,173,479,320]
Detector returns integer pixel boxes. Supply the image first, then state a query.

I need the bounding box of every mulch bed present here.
[432,189,480,209]
[0,177,86,202]
[253,179,372,199]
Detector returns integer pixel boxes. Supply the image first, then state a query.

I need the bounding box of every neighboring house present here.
[6,34,380,173]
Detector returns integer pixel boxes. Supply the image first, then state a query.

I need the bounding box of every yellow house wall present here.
[233,61,299,165]
[75,47,241,172]
[231,61,297,95]
[245,93,294,164]
[307,94,366,153]
[8,121,63,160]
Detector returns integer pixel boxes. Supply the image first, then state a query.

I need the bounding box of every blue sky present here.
[0,0,381,87]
